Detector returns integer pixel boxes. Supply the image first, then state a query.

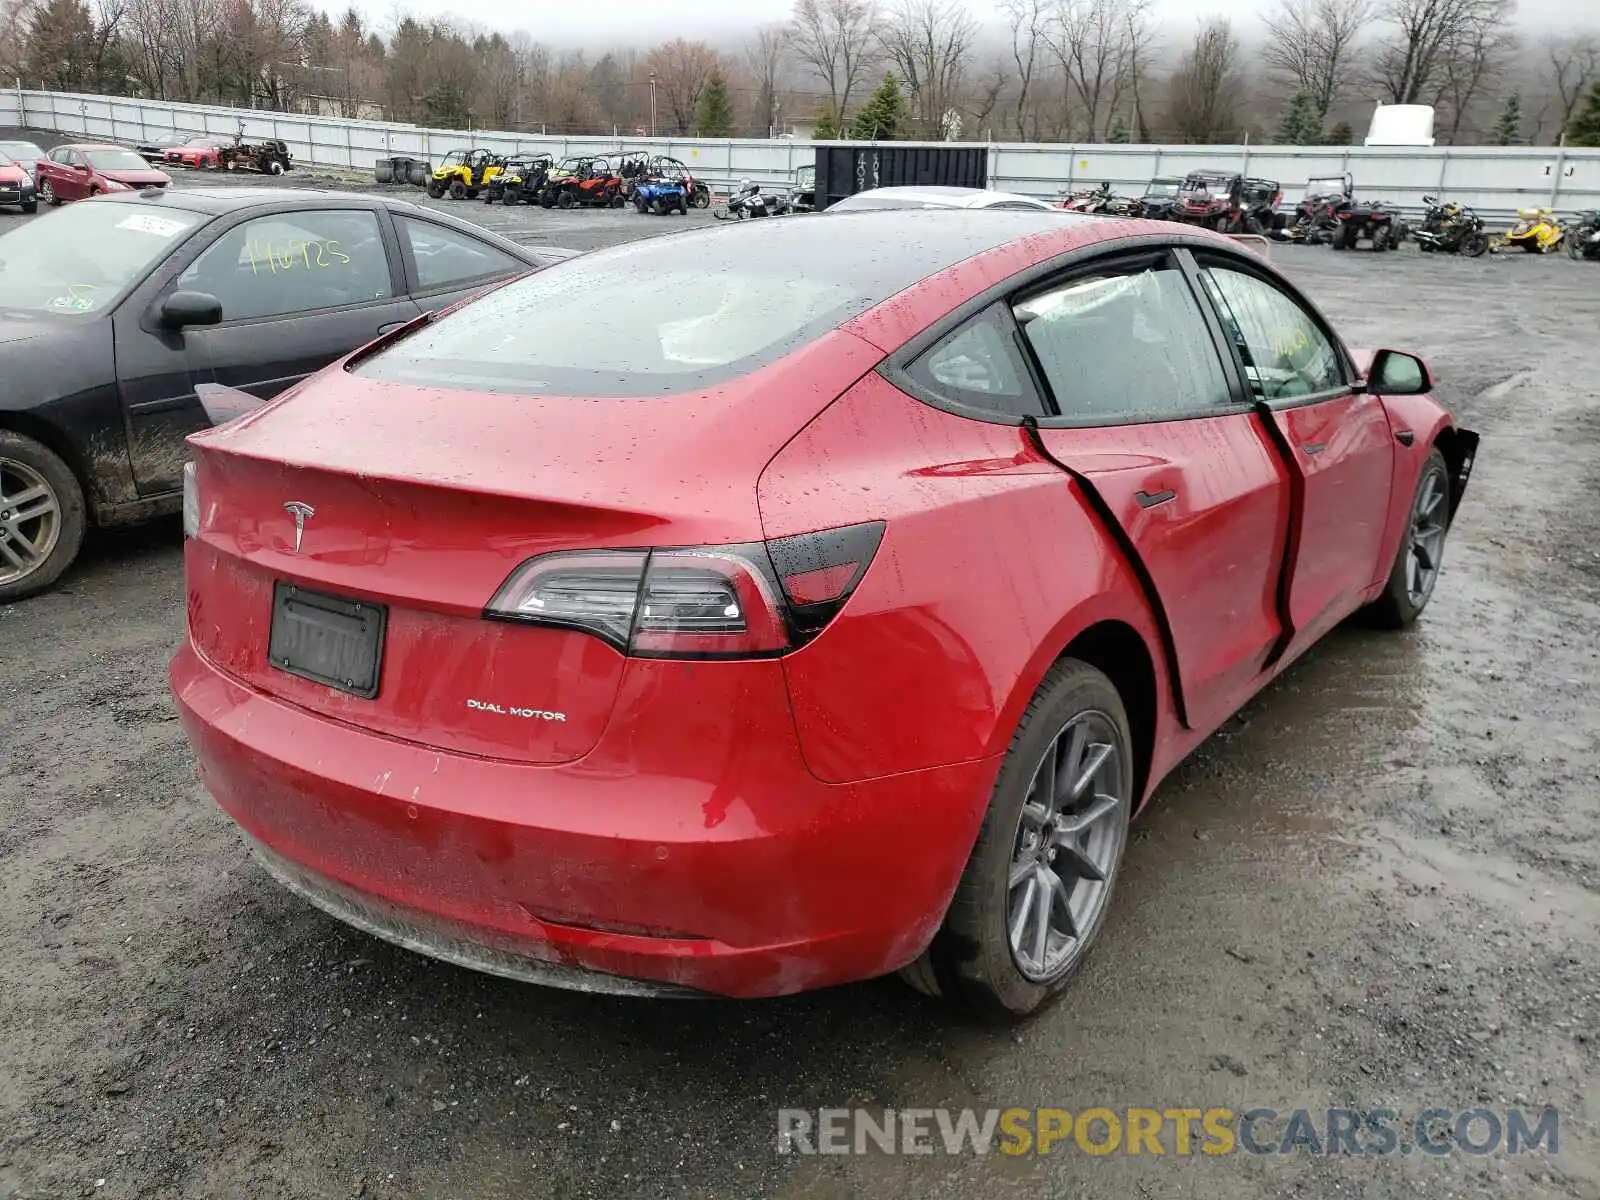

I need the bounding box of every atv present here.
[1139,176,1183,221]
[426,148,504,200]
[484,154,553,206]
[1330,192,1402,251]
[1171,170,1282,234]
[225,136,292,175]
[1268,174,1351,244]
[542,156,627,209]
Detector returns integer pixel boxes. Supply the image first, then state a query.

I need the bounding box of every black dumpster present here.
[812,144,989,210]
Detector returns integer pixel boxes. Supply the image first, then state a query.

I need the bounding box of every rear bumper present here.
[170,642,995,998]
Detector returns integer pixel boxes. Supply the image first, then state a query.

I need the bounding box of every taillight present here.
[484,522,884,659]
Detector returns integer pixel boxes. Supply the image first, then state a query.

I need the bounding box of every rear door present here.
[1192,253,1395,650]
[1018,251,1292,732]
[114,205,419,495]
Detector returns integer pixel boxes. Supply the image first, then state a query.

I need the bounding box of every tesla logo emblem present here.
[283,501,315,553]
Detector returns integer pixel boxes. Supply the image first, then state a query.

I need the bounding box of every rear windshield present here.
[86,149,153,173]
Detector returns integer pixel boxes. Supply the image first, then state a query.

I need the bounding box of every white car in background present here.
[825,185,1055,212]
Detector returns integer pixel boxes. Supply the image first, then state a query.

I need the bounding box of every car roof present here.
[59,143,128,152]
[85,186,558,261]
[566,207,1096,292]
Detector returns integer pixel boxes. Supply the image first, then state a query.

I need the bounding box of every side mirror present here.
[160,290,223,330]
[1366,348,1433,396]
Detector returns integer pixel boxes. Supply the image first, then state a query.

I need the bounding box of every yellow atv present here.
[426,148,504,200]
[1501,207,1565,254]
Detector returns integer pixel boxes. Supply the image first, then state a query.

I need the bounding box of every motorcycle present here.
[1565,209,1600,260]
[716,179,791,220]
[1058,181,1146,218]
[1411,196,1490,257]
[1502,207,1564,254]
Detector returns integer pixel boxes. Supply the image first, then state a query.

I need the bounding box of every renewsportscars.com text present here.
[777,1106,1560,1157]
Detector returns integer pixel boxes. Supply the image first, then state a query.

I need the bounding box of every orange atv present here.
[547,156,627,209]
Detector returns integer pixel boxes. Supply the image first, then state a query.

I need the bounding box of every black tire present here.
[677,195,688,214]
[0,430,87,603]
[1337,221,1358,250]
[901,659,1133,1020]
[502,190,518,207]
[1372,224,1390,251]
[634,195,648,213]
[448,180,467,201]
[692,183,710,208]
[375,161,394,184]
[1460,230,1489,258]
[556,190,573,209]
[267,159,285,176]
[1568,233,1586,260]
[1366,449,1450,630]
[425,180,444,200]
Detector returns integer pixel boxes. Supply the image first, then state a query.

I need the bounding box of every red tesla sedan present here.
[170,212,1478,1017]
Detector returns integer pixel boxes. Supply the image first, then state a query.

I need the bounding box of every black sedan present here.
[0,187,568,601]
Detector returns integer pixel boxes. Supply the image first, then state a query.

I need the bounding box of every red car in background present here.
[34,144,171,204]
[170,213,1478,1018]
[0,149,37,213]
[163,138,230,169]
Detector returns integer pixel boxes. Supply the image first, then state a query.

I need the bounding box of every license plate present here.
[268,583,386,698]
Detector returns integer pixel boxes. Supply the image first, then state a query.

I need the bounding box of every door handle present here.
[377,321,408,335]
[1301,441,1327,455]
[1135,488,1176,509]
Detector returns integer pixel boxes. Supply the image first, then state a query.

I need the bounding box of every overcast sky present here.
[343,0,1575,45]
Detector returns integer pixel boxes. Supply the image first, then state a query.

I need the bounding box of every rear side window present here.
[399,216,526,291]
[1014,265,1231,423]
[903,303,1043,418]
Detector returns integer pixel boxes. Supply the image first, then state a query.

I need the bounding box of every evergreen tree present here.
[1327,120,1354,145]
[696,72,735,137]
[812,105,839,139]
[1564,82,1600,147]
[1274,91,1321,145]
[850,73,906,141]
[1492,92,1523,145]
[1107,113,1131,143]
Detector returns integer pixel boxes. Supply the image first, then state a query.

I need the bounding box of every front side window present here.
[904,303,1042,418]
[1199,266,1344,399]
[177,209,392,322]
[1014,264,1231,423]
[399,216,526,292]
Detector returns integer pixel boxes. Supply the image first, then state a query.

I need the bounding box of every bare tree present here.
[1165,17,1242,142]
[1429,0,1513,141]
[1262,0,1373,121]
[745,23,789,135]
[1045,0,1151,142]
[643,38,722,135]
[1371,0,1504,105]
[878,0,977,134]
[998,0,1048,138]
[789,0,879,123]
[1544,31,1600,136]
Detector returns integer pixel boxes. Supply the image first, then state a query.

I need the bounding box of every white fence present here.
[6,87,1599,221]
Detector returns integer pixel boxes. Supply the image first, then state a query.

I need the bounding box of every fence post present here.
[1549,139,1567,209]
[1241,129,1250,176]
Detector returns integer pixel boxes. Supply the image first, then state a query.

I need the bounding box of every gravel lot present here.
[1,157,1598,1199]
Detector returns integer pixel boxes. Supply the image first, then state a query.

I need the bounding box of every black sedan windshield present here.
[0,202,203,316]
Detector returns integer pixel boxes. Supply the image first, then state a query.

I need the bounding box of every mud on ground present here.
[0,206,1597,1199]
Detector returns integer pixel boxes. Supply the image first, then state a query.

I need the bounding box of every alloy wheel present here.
[0,457,62,587]
[41,180,55,204]
[1406,463,1449,608]
[1007,711,1128,983]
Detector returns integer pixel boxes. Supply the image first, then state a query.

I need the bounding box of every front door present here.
[1193,258,1395,650]
[1017,252,1293,733]
[113,207,419,495]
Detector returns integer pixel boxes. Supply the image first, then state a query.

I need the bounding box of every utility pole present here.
[649,72,657,138]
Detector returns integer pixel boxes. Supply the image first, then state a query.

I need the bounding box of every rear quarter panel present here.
[757,373,1171,786]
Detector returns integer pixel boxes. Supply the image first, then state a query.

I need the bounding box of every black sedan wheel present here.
[0,431,87,602]
[1368,449,1450,629]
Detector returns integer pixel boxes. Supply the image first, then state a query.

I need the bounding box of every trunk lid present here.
[186,331,882,763]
